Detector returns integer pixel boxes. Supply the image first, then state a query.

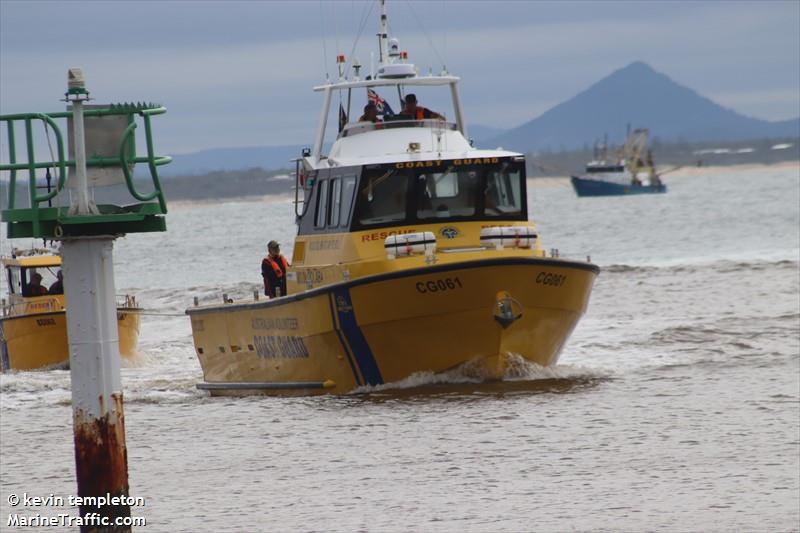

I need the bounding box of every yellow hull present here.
[189,257,598,395]
[0,309,141,372]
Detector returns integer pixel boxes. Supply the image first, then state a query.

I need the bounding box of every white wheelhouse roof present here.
[310,74,468,164]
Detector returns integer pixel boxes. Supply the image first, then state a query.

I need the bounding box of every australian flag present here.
[367,88,395,117]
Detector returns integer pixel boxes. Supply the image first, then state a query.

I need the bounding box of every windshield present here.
[8,266,62,296]
[416,167,478,220]
[353,158,526,230]
[485,163,524,216]
[355,167,409,226]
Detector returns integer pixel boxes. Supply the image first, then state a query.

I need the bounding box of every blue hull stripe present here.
[327,293,363,386]
[332,287,384,386]
[0,321,9,372]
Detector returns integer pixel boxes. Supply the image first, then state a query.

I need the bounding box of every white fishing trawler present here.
[187,1,599,395]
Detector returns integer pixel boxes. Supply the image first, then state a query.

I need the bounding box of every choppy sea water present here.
[1,165,798,532]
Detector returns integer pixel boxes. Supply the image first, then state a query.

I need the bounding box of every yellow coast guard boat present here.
[0,250,141,372]
[187,2,598,395]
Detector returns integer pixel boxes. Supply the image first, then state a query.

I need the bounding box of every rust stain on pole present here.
[73,392,131,533]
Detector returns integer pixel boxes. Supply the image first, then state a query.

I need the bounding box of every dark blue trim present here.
[332,287,384,386]
[327,292,363,386]
[0,321,9,372]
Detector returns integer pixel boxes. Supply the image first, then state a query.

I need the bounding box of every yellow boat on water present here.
[0,250,141,372]
[187,2,598,395]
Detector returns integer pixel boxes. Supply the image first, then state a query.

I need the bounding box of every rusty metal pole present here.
[62,69,131,533]
[63,239,131,532]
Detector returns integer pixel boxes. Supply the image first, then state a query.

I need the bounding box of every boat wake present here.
[351,353,609,396]
[125,282,263,312]
[0,370,204,410]
[602,258,799,274]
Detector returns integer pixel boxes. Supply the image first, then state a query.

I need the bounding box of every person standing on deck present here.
[262,240,289,298]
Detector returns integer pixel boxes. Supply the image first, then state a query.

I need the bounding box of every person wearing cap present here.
[261,240,290,298]
[401,93,444,121]
[358,102,381,123]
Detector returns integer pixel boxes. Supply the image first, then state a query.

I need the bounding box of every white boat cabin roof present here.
[309,73,476,168]
[307,74,523,169]
[319,123,520,167]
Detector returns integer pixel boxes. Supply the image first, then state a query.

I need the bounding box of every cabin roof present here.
[1,254,61,268]
[316,126,521,168]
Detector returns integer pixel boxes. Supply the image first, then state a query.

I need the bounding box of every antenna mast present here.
[378,0,389,64]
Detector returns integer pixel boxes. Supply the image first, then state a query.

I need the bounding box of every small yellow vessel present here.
[0,250,141,372]
[187,2,598,395]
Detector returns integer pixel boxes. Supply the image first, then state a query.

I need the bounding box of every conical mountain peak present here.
[486,62,799,151]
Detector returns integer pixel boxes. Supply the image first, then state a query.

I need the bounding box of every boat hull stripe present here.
[332,287,383,386]
[186,257,599,316]
[327,292,364,386]
[0,322,9,371]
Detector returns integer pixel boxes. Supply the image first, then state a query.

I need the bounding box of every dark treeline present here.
[2,137,798,207]
[160,167,293,201]
[527,136,800,176]
[1,167,294,208]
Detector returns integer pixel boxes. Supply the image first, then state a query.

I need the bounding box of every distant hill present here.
[160,145,302,176]
[528,137,799,177]
[488,61,800,153]
[467,124,507,145]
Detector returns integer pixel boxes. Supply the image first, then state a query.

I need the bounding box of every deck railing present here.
[1,103,171,238]
[338,118,456,139]
[0,293,140,317]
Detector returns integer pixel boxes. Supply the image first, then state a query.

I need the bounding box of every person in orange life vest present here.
[402,93,444,121]
[26,272,48,296]
[261,240,290,297]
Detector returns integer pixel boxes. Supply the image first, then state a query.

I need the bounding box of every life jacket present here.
[29,286,48,296]
[264,255,289,278]
[414,106,427,121]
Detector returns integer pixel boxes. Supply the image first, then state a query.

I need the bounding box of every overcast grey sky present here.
[1,0,798,154]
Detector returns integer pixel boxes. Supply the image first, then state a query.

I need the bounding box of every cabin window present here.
[416,168,478,220]
[485,163,523,216]
[351,159,526,231]
[329,178,342,227]
[315,179,329,228]
[7,268,19,295]
[339,176,357,228]
[355,168,409,226]
[19,267,61,296]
